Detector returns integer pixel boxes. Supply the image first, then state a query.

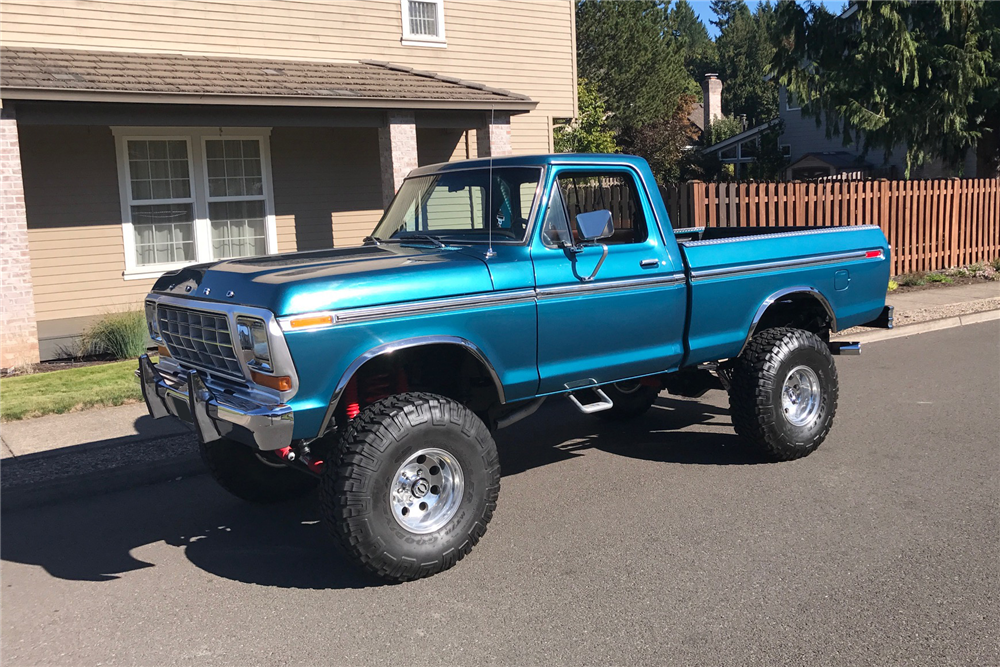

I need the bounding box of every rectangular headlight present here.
[144,301,160,341]
[237,317,271,365]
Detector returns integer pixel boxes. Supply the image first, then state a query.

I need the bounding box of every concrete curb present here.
[835,308,1000,345]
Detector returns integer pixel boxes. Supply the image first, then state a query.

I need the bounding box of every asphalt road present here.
[3,322,998,666]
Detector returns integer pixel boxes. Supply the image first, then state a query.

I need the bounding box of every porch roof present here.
[0,46,536,112]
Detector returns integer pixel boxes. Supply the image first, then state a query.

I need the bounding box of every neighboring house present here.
[700,83,978,181]
[0,0,577,365]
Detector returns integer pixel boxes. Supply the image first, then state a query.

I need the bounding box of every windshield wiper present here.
[392,233,446,248]
[362,235,381,246]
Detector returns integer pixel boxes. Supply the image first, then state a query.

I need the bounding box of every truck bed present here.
[676,224,891,365]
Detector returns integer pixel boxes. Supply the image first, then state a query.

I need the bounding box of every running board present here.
[567,387,614,414]
[829,341,861,356]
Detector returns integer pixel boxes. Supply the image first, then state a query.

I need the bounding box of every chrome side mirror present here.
[575,209,614,242]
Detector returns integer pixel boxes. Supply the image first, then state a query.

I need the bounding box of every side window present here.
[555,172,648,245]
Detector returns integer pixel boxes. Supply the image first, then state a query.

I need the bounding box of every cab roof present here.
[409,153,649,178]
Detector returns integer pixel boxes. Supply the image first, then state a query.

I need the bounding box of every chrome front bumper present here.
[138,354,293,451]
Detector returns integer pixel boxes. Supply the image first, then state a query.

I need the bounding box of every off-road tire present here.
[321,392,501,583]
[200,437,319,503]
[729,327,839,461]
[597,381,660,421]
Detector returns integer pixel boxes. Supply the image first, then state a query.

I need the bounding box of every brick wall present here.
[0,102,40,368]
[378,110,419,209]
[477,112,512,158]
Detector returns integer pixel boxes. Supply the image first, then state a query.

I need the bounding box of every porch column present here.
[476,111,512,158]
[0,101,40,368]
[378,110,418,209]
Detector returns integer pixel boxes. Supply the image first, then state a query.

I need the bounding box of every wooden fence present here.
[657,179,1000,276]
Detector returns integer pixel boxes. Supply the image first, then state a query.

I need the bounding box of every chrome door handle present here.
[640,259,658,268]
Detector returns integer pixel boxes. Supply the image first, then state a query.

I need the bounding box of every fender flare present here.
[317,335,506,435]
[739,286,836,357]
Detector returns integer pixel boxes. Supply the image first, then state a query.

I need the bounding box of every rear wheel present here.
[729,327,838,461]
[321,392,501,582]
[597,380,660,421]
[200,438,318,503]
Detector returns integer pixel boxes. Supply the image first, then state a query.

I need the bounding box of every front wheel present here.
[321,392,501,582]
[729,327,839,461]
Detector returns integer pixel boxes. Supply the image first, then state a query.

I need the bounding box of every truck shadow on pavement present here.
[1,394,768,589]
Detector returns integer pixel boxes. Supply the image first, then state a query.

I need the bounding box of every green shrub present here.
[81,310,150,360]
[991,257,1000,271]
[969,263,984,272]
[925,273,953,284]
[897,273,926,287]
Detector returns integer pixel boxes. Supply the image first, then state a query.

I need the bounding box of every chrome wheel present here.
[390,448,464,534]
[781,365,821,427]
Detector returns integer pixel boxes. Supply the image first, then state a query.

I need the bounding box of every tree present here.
[632,94,701,183]
[714,1,779,126]
[575,0,691,145]
[772,0,1000,177]
[670,0,718,86]
[554,79,618,154]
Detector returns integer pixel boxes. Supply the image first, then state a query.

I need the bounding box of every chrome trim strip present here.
[738,286,838,357]
[318,335,507,435]
[283,274,687,332]
[279,289,536,332]
[536,273,685,300]
[681,224,882,248]
[690,249,879,282]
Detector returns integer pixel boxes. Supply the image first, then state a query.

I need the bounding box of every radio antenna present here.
[485,105,496,260]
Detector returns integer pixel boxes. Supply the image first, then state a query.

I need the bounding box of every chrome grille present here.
[158,305,243,379]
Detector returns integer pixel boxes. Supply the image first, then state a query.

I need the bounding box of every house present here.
[0,0,577,366]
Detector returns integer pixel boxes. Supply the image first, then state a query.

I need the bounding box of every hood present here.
[150,245,494,316]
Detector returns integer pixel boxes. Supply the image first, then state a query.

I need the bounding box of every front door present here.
[532,166,687,394]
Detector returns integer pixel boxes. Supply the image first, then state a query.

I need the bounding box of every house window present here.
[114,128,276,279]
[780,144,792,158]
[785,89,801,111]
[401,0,446,46]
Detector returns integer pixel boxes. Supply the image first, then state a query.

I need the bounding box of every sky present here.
[689,1,850,38]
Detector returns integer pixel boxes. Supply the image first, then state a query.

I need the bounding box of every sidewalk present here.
[2,280,998,510]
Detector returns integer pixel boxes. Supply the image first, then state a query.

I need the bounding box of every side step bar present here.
[567,387,614,414]
[829,341,861,356]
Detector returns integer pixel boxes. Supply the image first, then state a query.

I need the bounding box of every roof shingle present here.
[0,47,535,110]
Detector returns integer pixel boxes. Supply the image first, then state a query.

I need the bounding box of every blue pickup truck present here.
[139,154,892,581]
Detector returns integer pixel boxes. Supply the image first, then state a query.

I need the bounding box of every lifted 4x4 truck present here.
[139,154,892,582]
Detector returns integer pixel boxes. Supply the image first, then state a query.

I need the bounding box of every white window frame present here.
[784,88,801,112]
[113,127,277,280]
[400,0,447,48]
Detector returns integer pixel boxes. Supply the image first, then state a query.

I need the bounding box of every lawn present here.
[0,359,143,421]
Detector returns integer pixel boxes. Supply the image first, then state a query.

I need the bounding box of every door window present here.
[549,172,649,246]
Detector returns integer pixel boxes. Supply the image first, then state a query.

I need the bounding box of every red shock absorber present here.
[344,378,361,420]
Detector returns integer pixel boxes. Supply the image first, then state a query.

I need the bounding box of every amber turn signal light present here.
[251,370,292,392]
[287,314,334,329]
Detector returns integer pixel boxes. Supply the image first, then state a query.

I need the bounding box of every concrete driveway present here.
[2,321,997,666]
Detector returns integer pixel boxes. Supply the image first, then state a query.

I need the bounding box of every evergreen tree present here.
[670,0,718,85]
[772,0,1000,177]
[714,1,779,126]
[575,0,691,144]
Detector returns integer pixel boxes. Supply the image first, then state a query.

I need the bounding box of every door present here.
[532,166,687,394]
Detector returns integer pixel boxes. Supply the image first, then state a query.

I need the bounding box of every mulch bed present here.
[1,354,136,379]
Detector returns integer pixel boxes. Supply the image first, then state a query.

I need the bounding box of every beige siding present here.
[1,0,577,153]
[19,125,155,323]
[271,126,383,253]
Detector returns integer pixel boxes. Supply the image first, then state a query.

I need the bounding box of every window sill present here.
[401,38,447,48]
[123,263,193,281]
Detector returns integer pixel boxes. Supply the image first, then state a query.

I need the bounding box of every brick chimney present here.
[702,73,723,133]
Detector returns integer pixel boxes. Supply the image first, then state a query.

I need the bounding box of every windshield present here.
[371,167,542,244]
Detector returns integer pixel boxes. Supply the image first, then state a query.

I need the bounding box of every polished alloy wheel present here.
[781,365,821,426]
[390,448,465,534]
